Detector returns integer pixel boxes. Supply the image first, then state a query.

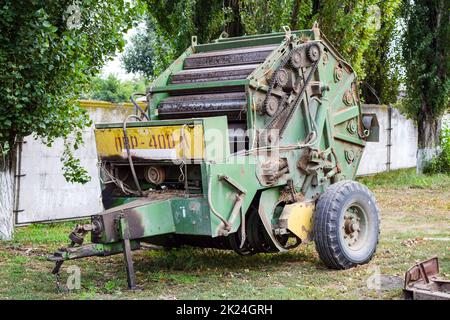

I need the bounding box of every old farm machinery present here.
[49,25,380,289]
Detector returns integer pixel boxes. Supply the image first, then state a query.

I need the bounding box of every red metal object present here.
[404,257,450,300]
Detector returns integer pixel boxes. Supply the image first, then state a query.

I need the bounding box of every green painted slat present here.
[333,106,360,126]
[194,36,285,53]
[334,132,366,146]
[215,30,313,43]
[95,119,203,129]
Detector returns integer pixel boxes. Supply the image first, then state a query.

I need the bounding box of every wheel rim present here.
[340,204,369,251]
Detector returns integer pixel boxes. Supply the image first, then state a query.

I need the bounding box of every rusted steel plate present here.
[404,257,450,300]
[158,92,247,120]
[184,45,278,69]
[171,64,258,84]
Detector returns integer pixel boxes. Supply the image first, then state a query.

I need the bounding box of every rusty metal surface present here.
[158,92,247,120]
[184,45,278,69]
[171,64,258,84]
[92,191,188,243]
[404,257,450,300]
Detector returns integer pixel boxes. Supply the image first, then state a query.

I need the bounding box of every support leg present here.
[118,216,137,290]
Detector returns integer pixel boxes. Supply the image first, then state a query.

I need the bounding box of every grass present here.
[357,167,450,190]
[0,169,448,300]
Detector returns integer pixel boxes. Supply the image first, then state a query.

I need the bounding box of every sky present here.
[100,25,140,81]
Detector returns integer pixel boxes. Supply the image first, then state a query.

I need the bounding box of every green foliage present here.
[314,1,381,79]
[0,0,141,182]
[238,0,296,34]
[121,19,155,78]
[144,0,226,75]
[401,0,450,121]
[61,140,90,184]
[357,167,450,190]
[423,125,450,174]
[83,74,148,103]
[361,0,402,104]
[139,0,395,86]
[121,16,175,77]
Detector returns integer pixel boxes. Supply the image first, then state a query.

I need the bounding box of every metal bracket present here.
[282,26,291,39]
[218,175,247,195]
[191,35,198,47]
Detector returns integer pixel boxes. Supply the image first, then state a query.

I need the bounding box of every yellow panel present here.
[279,202,315,242]
[94,124,204,160]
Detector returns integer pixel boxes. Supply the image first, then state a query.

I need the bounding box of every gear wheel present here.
[263,95,280,117]
[289,49,303,69]
[307,43,321,62]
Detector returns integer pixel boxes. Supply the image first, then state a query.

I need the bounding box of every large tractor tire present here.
[313,180,380,269]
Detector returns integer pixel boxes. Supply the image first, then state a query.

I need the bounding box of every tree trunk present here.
[224,0,243,37]
[0,151,15,240]
[416,111,442,173]
[290,0,301,30]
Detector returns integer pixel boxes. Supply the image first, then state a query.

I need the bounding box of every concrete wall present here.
[13,102,418,224]
[15,101,134,224]
[357,105,418,175]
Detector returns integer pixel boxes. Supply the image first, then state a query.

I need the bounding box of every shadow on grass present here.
[134,245,320,273]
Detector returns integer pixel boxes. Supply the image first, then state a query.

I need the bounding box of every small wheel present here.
[313,180,380,269]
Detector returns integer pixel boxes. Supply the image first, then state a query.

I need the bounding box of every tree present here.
[122,19,156,78]
[0,0,140,239]
[359,0,402,104]
[143,0,228,74]
[139,0,388,80]
[82,74,148,103]
[401,0,449,169]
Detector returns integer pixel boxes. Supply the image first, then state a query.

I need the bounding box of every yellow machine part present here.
[279,202,315,242]
[94,124,205,160]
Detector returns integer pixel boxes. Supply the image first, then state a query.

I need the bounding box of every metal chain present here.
[262,42,320,137]
[276,59,320,136]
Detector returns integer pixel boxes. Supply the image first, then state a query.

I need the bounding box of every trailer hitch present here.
[51,224,95,272]
[48,221,140,291]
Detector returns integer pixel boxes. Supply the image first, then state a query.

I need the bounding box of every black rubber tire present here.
[313,180,380,269]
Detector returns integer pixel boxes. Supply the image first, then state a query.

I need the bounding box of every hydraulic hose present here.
[123,114,143,196]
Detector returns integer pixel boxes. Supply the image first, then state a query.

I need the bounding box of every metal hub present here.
[341,204,368,250]
[144,166,165,185]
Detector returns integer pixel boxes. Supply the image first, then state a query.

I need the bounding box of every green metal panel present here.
[205,157,261,236]
[137,199,176,236]
[333,105,360,126]
[195,30,315,52]
[214,30,313,43]
[95,118,203,129]
[202,116,230,162]
[171,197,211,235]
